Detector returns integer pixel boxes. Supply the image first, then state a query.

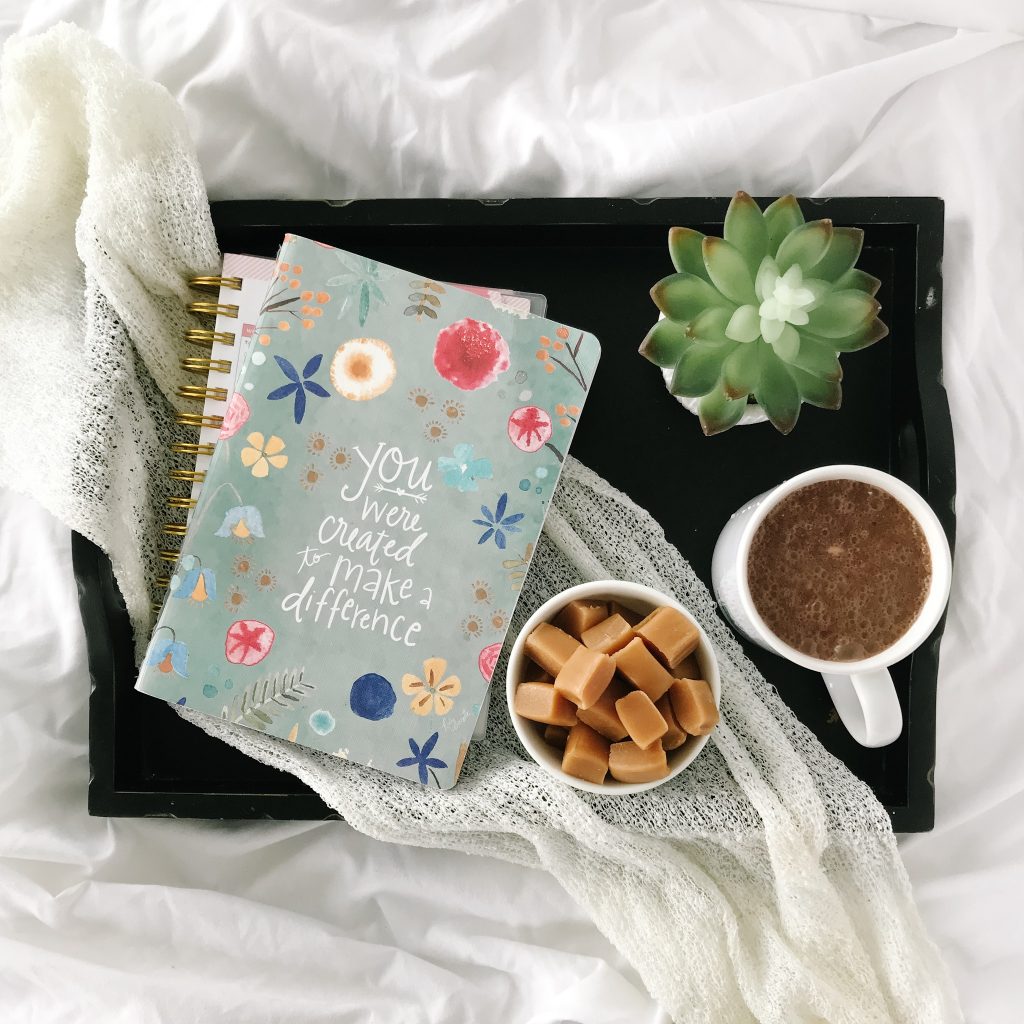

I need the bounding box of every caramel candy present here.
[554,599,609,640]
[635,606,700,669]
[608,739,668,784]
[524,622,580,676]
[615,690,668,750]
[609,600,644,626]
[576,677,630,741]
[671,653,702,680]
[612,637,675,702]
[514,682,578,728]
[544,724,570,748]
[669,678,719,736]
[554,645,615,710]
[655,693,688,750]
[581,613,634,655]
[561,721,610,785]
[523,658,554,684]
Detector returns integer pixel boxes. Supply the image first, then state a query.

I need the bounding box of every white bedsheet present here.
[2,1,1023,1020]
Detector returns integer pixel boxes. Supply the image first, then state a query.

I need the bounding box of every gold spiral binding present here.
[174,412,224,429]
[159,549,181,562]
[187,300,239,318]
[170,441,215,456]
[182,357,232,375]
[177,385,229,403]
[189,275,243,291]
[151,602,164,614]
[169,469,206,483]
[155,577,171,589]
[185,328,235,348]
[167,496,198,509]
[163,523,188,537]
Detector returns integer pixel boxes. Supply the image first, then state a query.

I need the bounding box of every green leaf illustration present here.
[221,667,314,732]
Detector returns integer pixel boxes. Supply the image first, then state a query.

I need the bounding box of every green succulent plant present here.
[640,191,888,435]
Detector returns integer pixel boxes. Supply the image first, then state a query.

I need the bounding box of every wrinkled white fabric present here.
[2,1,1024,1021]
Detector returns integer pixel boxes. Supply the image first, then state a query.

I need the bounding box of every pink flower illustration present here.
[219,392,250,440]
[433,318,510,391]
[478,642,502,681]
[225,619,275,666]
[507,406,553,453]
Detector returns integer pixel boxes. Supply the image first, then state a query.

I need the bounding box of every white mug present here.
[711,465,952,748]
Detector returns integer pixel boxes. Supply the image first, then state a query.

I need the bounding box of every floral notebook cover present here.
[138,233,601,788]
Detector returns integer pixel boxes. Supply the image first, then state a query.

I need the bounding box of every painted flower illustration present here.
[169,554,216,606]
[146,627,189,678]
[267,353,330,424]
[330,338,397,401]
[474,492,525,549]
[224,585,246,612]
[214,505,265,540]
[507,405,553,453]
[396,731,448,785]
[433,318,510,391]
[402,657,462,716]
[219,392,251,439]
[437,443,493,493]
[309,709,336,735]
[224,619,275,666]
[241,432,288,478]
[478,642,502,682]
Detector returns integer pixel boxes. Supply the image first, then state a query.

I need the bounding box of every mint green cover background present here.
[137,235,601,789]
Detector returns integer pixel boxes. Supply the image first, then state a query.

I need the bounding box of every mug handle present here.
[820,669,903,747]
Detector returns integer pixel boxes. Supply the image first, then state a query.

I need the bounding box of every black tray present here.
[80,197,952,830]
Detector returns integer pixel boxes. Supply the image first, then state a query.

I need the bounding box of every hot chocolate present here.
[746,478,931,662]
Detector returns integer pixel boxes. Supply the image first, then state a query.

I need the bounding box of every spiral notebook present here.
[151,234,598,788]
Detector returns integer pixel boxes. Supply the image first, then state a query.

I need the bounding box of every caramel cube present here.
[554,645,615,710]
[669,678,719,736]
[544,724,570,748]
[635,606,700,669]
[581,613,634,655]
[554,599,609,640]
[524,623,580,676]
[609,600,643,626]
[612,637,675,702]
[576,677,630,741]
[561,721,610,784]
[523,658,553,684]
[608,739,668,784]
[671,653,702,680]
[655,693,687,750]
[615,690,668,750]
[514,682,578,728]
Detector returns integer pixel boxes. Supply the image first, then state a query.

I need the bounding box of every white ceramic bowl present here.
[505,580,721,794]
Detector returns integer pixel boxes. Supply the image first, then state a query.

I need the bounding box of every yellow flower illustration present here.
[402,657,462,716]
[241,432,288,478]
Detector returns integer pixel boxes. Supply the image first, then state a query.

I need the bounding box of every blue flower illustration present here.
[437,443,493,493]
[267,354,330,424]
[146,628,189,678]
[473,492,525,550]
[169,556,216,606]
[214,505,265,539]
[396,731,447,785]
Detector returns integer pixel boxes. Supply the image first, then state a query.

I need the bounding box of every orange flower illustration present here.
[402,657,462,716]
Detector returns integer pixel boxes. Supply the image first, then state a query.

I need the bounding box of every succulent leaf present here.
[651,272,731,321]
[639,318,692,368]
[687,306,733,345]
[702,237,757,306]
[755,357,801,434]
[668,227,710,280]
[811,317,890,353]
[724,191,769,279]
[698,386,748,436]
[834,267,881,296]
[722,340,763,397]
[805,289,879,338]
[787,366,842,409]
[726,304,761,344]
[754,255,780,303]
[669,341,734,397]
[775,219,834,274]
[773,324,801,362]
[810,226,864,282]
[787,335,842,380]
[763,195,804,254]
